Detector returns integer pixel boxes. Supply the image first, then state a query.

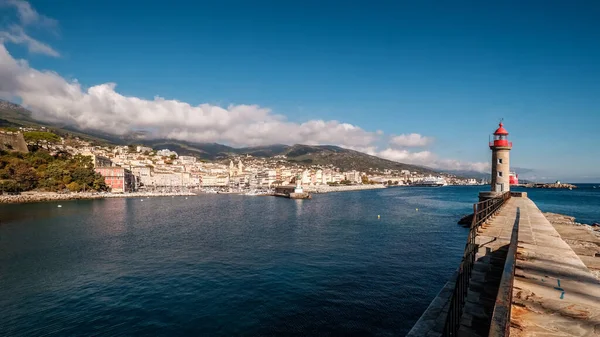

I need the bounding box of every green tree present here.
[13,162,38,190]
[66,181,80,192]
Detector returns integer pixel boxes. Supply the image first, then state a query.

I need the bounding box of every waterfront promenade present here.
[409,195,600,336]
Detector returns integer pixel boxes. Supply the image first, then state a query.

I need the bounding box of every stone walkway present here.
[458,197,520,336]
[407,196,600,337]
[510,197,600,336]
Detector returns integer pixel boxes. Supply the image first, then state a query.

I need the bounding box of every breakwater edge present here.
[0,191,196,204]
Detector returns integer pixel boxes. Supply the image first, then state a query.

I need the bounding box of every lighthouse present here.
[480,122,512,201]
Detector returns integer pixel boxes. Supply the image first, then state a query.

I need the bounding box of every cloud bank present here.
[0,44,378,148]
[0,42,490,172]
[390,133,432,147]
[0,1,491,173]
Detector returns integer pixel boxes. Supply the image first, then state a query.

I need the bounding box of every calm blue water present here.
[0,186,598,336]
[512,183,600,224]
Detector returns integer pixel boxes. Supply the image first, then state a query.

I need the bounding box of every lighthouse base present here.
[478,191,505,202]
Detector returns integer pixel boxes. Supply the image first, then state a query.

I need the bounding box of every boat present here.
[414,176,448,187]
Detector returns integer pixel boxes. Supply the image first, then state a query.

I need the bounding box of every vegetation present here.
[23,131,61,150]
[0,149,107,193]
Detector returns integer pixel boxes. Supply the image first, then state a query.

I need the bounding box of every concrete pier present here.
[408,196,600,336]
[510,198,600,336]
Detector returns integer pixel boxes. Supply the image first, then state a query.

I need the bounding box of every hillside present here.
[0,99,438,174]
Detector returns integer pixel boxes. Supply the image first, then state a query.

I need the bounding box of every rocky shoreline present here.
[303,184,386,194]
[0,191,196,204]
[523,182,577,189]
[544,212,600,280]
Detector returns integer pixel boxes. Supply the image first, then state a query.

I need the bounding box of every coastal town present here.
[0,128,484,201]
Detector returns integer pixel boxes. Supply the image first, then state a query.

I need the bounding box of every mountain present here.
[0,100,38,128]
[442,170,490,180]
[0,99,438,173]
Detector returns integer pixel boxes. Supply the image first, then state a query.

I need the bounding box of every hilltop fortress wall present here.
[0,131,28,152]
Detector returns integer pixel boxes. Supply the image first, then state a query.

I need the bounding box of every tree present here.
[66,181,80,192]
[13,162,38,190]
[93,176,107,191]
[361,175,369,184]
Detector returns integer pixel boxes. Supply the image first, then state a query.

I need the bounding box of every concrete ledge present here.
[479,191,503,201]
[406,269,458,337]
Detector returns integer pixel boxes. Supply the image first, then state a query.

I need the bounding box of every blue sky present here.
[1,0,599,181]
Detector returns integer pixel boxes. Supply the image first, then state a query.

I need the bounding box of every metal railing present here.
[488,207,520,337]
[443,192,511,337]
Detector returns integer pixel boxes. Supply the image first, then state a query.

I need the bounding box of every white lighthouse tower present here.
[480,122,512,201]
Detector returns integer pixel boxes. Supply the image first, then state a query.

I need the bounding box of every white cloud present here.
[0,25,59,57]
[0,44,379,147]
[1,0,58,28]
[389,133,433,147]
[378,148,435,163]
[377,147,490,172]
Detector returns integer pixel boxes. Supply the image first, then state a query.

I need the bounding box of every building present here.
[95,167,135,193]
[201,174,229,187]
[178,156,197,164]
[509,172,519,185]
[136,146,153,153]
[85,153,112,168]
[156,149,178,158]
[480,122,513,200]
[237,160,244,175]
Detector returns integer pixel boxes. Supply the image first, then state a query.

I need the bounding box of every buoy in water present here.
[57,205,62,208]
[377,215,380,219]
[185,197,188,199]
[140,199,143,201]
[416,208,419,211]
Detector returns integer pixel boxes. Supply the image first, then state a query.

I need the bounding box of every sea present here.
[0,185,598,336]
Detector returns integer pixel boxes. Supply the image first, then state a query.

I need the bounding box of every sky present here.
[0,0,599,182]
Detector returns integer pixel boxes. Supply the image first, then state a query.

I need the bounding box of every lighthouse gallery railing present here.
[443,191,511,337]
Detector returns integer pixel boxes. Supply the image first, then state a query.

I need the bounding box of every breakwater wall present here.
[409,195,600,336]
[303,184,386,193]
[0,191,196,204]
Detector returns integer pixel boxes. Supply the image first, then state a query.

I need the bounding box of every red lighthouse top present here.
[490,122,512,148]
[494,122,509,136]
